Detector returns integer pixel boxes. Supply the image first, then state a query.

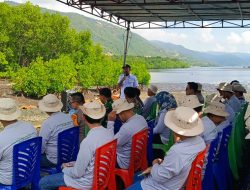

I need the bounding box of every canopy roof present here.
[57,0,250,28]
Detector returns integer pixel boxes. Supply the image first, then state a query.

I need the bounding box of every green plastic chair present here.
[153,132,174,154]
[146,101,158,121]
[228,114,239,180]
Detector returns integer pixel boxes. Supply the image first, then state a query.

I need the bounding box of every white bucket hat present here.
[112,99,134,114]
[81,101,106,120]
[232,84,247,93]
[164,106,204,137]
[0,98,21,121]
[38,94,63,113]
[179,95,203,109]
[204,102,229,117]
[148,84,158,94]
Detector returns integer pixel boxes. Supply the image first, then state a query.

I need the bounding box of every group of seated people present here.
[0,80,247,190]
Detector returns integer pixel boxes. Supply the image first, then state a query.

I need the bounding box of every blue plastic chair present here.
[213,124,233,190]
[202,134,220,190]
[147,119,155,166]
[41,127,79,174]
[0,137,42,190]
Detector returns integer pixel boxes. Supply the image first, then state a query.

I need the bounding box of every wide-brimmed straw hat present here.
[217,83,233,93]
[216,82,227,90]
[232,84,247,93]
[112,99,134,114]
[148,84,158,94]
[204,102,229,117]
[0,98,21,121]
[179,95,203,109]
[38,94,63,113]
[81,101,106,119]
[164,106,204,137]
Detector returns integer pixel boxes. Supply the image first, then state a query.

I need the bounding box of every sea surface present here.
[150,67,250,92]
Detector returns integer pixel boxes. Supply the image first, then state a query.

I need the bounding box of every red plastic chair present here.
[186,146,208,190]
[59,139,117,190]
[115,128,148,188]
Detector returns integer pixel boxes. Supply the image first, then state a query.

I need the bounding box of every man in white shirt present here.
[118,64,139,99]
[107,99,148,169]
[39,101,114,190]
[0,98,37,185]
[38,94,74,168]
[127,107,206,190]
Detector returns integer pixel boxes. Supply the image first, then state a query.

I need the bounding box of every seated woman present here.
[179,95,203,117]
[124,87,143,115]
[127,107,206,190]
[153,91,177,159]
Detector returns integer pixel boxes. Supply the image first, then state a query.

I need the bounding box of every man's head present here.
[81,101,106,128]
[217,83,234,100]
[70,92,85,109]
[147,84,158,96]
[122,64,131,76]
[124,87,136,102]
[216,82,227,97]
[38,94,63,114]
[0,98,21,126]
[112,99,134,123]
[164,107,204,140]
[230,80,240,85]
[204,102,228,125]
[232,84,246,98]
[185,82,198,95]
[99,88,112,104]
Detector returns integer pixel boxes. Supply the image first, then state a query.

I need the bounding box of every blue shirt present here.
[227,95,241,113]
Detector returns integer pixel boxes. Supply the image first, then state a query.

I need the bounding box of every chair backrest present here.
[57,127,79,171]
[129,128,148,176]
[92,139,117,190]
[12,137,42,189]
[186,147,208,190]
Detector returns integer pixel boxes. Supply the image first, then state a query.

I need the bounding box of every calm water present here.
[150,67,250,85]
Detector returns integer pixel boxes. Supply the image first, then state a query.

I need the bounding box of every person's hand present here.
[108,111,117,121]
[152,158,163,165]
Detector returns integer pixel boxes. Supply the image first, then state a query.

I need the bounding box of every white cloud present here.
[214,43,226,52]
[227,32,242,44]
[242,31,250,44]
[200,28,214,43]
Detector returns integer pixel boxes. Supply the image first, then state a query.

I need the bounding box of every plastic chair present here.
[186,147,208,190]
[115,128,148,188]
[147,119,155,165]
[41,127,79,174]
[152,131,174,154]
[202,135,220,190]
[59,139,117,190]
[0,137,42,190]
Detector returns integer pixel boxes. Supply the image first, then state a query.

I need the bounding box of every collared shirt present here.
[227,95,241,113]
[141,136,205,190]
[0,121,37,185]
[200,116,217,145]
[118,74,139,99]
[142,96,157,119]
[39,112,74,164]
[63,126,113,190]
[225,103,235,122]
[216,119,230,132]
[107,114,148,169]
[153,109,170,144]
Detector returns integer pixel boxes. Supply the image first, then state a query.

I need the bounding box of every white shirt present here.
[141,136,206,190]
[63,126,113,190]
[107,114,148,169]
[39,112,74,164]
[201,116,218,145]
[153,109,171,144]
[118,74,139,99]
[0,121,37,185]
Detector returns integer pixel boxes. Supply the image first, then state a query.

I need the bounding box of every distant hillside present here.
[152,40,250,67]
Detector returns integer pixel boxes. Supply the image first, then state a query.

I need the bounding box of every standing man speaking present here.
[118,64,139,99]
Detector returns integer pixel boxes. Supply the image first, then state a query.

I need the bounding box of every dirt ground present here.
[0,79,249,131]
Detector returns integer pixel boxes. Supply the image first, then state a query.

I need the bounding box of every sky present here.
[2,0,250,53]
